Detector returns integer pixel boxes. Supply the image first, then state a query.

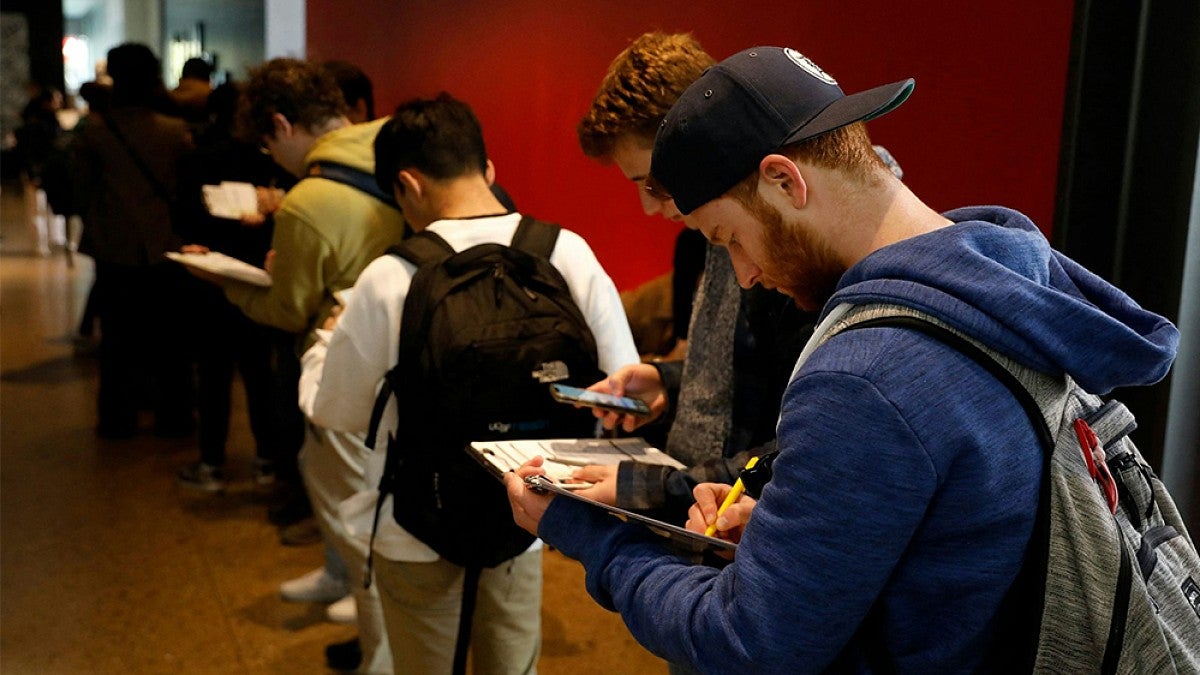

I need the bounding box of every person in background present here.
[14,85,64,256]
[64,81,112,351]
[666,227,708,359]
[507,45,1178,672]
[573,32,813,525]
[323,60,375,124]
[301,92,639,674]
[173,81,299,497]
[70,43,195,439]
[170,57,214,129]
[202,57,403,674]
[240,60,383,656]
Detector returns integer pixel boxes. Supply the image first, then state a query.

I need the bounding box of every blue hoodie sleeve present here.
[539,370,938,673]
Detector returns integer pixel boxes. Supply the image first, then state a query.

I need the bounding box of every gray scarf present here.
[665,244,740,466]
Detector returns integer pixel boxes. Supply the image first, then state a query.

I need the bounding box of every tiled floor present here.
[0,180,663,674]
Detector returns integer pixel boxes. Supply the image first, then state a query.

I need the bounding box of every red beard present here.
[743,191,845,311]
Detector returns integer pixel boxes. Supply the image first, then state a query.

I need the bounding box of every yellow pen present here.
[705,456,760,537]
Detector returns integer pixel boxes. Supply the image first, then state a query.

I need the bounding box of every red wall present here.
[307,2,1075,291]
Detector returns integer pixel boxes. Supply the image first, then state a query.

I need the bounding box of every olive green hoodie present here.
[225,117,406,350]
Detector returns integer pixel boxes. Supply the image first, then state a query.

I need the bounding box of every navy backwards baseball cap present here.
[650,46,914,215]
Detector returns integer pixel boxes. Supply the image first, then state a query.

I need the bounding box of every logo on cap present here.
[784,48,837,86]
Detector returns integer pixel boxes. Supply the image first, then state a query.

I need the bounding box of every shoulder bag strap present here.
[100,113,174,205]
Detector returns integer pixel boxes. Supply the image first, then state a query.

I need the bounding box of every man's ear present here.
[484,159,496,186]
[395,169,422,201]
[351,99,369,123]
[758,154,807,209]
[270,112,293,139]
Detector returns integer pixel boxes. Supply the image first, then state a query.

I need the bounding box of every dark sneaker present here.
[278,518,322,547]
[252,458,277,486]
[267,488,313,526]
[96,423,136,440]
[325,637,362,672]
[177,462,226,492]
[154,420,196,439]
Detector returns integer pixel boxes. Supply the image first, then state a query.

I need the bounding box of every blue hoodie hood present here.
[828,206,1178,394]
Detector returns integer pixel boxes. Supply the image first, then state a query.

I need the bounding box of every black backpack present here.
[366,215,604,569]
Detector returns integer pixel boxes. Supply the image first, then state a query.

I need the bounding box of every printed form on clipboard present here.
[469,437,684,486]
[467,438,736,555]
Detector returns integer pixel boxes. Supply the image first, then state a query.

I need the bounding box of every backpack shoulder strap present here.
[452,566,483,675]
[839,315,1054,448]
[510,215,561,259]
[389,229,456,267]
[365,231,456,449]
[832,306,1054,673]
[306,161,400,210]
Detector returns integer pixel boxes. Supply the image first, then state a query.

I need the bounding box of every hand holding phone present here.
[549,383,653,417]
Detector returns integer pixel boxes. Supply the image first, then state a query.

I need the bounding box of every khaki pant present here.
[299,425,392,673]
[374,548,542,674]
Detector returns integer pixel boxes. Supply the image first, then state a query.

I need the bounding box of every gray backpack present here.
[816,303,1200,673]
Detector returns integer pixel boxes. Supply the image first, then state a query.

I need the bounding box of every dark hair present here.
[373,93,488,193]
[236,58,347,142]
[78,81,113,114]
[578,32,715,159]
[205,81,242,132]
[322,60,374,120]
[107,43,163,105]
[181,57,213,82]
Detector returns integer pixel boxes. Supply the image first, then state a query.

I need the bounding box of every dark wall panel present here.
[1055,0,1200,471]
[2,0,64,93]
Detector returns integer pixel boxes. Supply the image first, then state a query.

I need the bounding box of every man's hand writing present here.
[687,482,756,548]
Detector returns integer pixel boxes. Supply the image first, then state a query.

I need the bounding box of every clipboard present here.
[465,438,734,554]
[166,251,272,287]
[524,474,738,554]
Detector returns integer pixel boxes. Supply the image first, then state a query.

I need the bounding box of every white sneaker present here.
[279,567,349,603]
[326,594,357,624]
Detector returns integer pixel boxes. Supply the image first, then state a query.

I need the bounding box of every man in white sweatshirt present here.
[300,93,639,674]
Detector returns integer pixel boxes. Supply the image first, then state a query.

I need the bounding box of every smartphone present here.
[549,383,653,417]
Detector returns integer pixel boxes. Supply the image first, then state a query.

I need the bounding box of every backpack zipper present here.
[492,264,504,307]
[492,262,538,302]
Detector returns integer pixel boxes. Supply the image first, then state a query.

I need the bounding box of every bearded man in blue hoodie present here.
[504,46,1179,673]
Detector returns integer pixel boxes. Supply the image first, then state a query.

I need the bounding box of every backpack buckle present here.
[1073,418,1118,515]
[531,360,569,383]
